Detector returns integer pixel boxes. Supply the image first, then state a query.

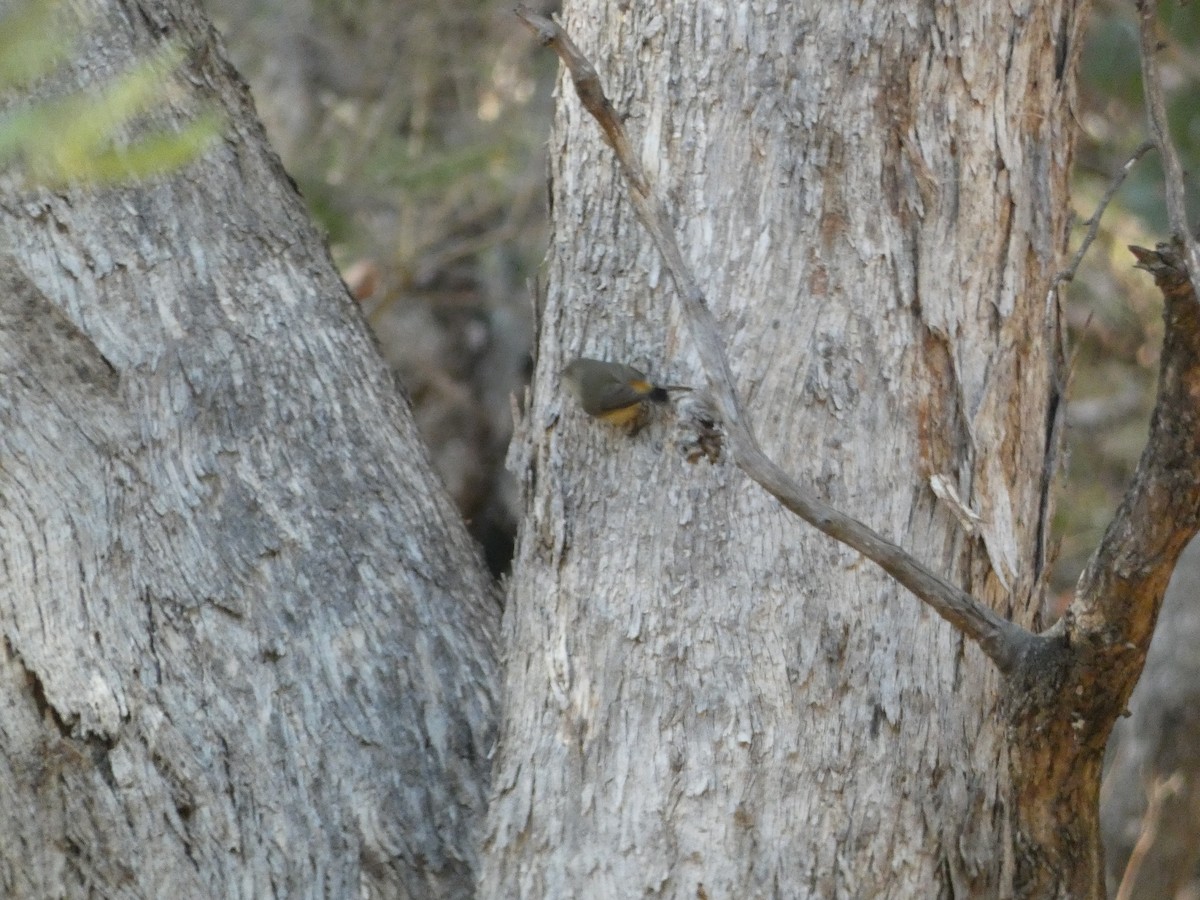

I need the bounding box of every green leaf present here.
[0,0,73,88]
[0,35,222,185]
[70,113,223,183]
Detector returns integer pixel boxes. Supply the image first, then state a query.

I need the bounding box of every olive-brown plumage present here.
[561,357,690,427]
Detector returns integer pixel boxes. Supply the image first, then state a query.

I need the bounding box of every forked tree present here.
[1,0,1197,899]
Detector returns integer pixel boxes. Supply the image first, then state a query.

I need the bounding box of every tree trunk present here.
[0,2,498,897]
[484,1,1085,897]
[1102,535,1200,898]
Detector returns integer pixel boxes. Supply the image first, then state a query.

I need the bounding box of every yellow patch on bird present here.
[595,402,648,427]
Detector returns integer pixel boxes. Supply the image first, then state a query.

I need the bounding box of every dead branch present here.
[1052,141,1156,290]
[516,6,1037,673]
[1137,0,1200,299]
[1055,242,1200,689]
[1114,773,1185,900]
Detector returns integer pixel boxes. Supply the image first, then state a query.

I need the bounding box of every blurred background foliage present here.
[197,0,1193,592]
[1059,0,1199,606]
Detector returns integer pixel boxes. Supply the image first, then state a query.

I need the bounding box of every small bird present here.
[561,357,691,428]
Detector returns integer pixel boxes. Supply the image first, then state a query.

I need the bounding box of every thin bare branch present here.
[1114,773,1185,900]
[1136,0,1200,297]
[1052,141,1156,290]
[516,6,1037,673]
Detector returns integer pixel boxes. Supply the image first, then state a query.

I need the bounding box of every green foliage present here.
[0,0,72,86]
[0,0,221,186]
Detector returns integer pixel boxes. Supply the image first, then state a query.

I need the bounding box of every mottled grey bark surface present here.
[484,1,1085,897]
[0,2,498,898]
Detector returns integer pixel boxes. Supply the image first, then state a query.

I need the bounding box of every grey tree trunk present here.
[0,2,498,898]
[484,1,1085,897]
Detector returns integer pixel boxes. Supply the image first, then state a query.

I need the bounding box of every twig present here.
[515,6,1036,673]
[1040,133,1151,545]
[1137,0,1200,297]
[1051,141,1156,290]
[1114,772,1185,900]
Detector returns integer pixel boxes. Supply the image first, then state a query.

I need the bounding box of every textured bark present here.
[999,245,1200,897]
[0,2,498,898]
[485,1,1085,897]
[196,0,543,577]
